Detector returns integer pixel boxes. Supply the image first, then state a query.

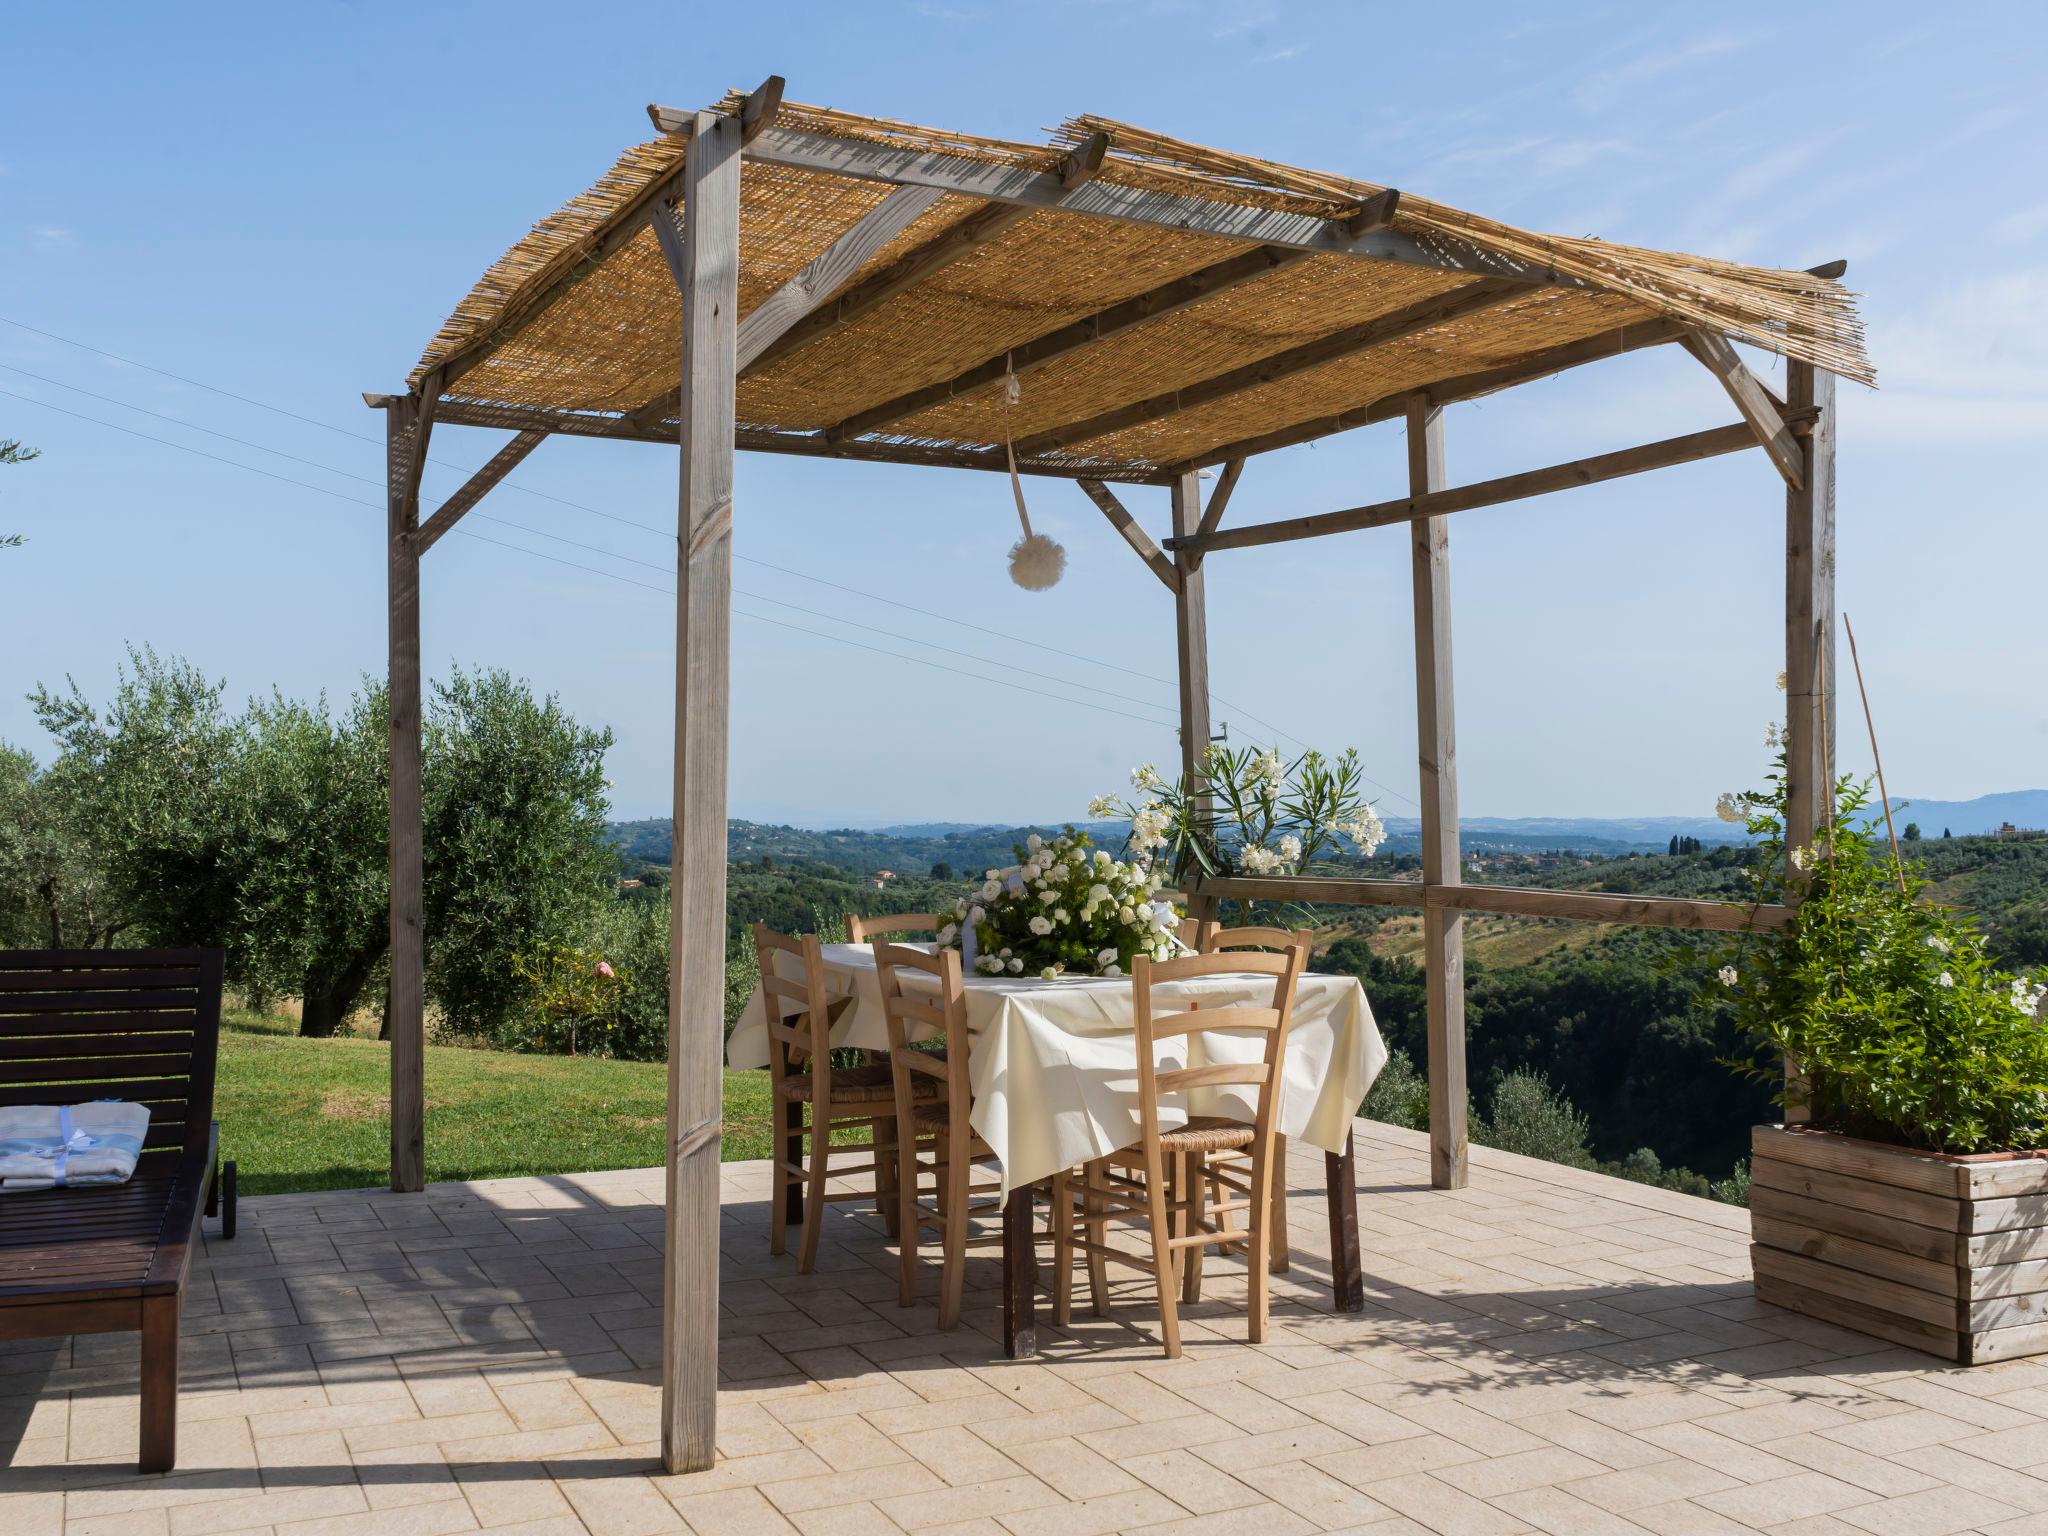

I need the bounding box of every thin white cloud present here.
[1572,32,1755,114]
[1996,201,2048,246]
[28,226,75,250]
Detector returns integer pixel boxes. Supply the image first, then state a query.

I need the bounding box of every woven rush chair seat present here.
[1153,1116,1257,1154]
[771,1061,935,1105]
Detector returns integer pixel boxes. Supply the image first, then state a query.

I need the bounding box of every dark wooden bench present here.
[0,948,233,1472]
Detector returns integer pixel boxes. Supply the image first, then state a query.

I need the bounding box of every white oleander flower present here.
[1088,794,1120,820]
[1763,721,1782,749]
[1927,936,1952,954]
[1788,846,1808,871]
[1718,966,1739,987]
[1029,915,1053,936]
[1132,763,1166,793]
[1938,970,1956,989]
[1715,792,1745,824]
[1776,671,1788,691]
[1278,833,1303,864]
[1239,843,1284,874]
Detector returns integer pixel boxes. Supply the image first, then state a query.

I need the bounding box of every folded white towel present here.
[0,1101,152,1193]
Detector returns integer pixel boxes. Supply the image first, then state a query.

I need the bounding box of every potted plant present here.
[1706,754,2048,1363]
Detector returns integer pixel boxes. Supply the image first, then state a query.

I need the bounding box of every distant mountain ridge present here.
[607,792,2046,873]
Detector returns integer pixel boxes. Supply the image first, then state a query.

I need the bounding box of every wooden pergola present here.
[370,79,1867,1474]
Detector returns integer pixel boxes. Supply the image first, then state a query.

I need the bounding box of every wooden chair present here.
[845,912,945,944]
[1196,926,1313,1277]
[0,948,236,1472]
[1049,943,1305,1357]
[872,940,1006,1328]
[754,924,924,1272]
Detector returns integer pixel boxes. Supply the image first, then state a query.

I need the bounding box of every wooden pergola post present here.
[1171,469,1217,924]
[1407,398,1466,1190]
[385,390,432,1196]
[1781,359,1837,1124]
[654,107,741,1477]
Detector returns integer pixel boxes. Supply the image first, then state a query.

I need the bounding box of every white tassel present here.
[1002,361,1064,590]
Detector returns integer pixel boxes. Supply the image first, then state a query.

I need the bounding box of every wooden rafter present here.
[1345,188,1401,237]
[735,132,1111,381]
[1168,416,1810,556]
[1078,479,1179,591]
[1682,328,1805,490]
[823,245,1310,443]
[740,126,1580,288]
[411,429,544,556]
[1014,280,1526,457]
[1163,317,1691,471]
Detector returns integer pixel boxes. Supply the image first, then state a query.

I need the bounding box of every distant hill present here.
[1880,791,2048,838]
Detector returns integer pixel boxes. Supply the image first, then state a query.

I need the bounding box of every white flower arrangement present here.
[942,827,1182,977]
[1092,744,1387,884]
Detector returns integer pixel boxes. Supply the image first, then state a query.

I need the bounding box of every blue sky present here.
[2,2,2043,826]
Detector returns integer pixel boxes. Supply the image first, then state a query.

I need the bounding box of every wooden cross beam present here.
[1167,416,1811,556]
[822,245,1310,444]
[1078,479,1179,591]
[1682,328,1806,490]
[410,429,545,556]
[1014,279,1526,457]
[1191,458,1243,547]
[1162,316,1691,471]
[740,126,1579,289]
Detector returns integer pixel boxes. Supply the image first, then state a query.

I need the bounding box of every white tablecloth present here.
[729,942,1386,1197]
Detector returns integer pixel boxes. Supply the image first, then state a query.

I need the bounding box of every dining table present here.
[729,940,1388,1355]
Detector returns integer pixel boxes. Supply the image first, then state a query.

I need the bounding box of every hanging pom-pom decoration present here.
[1001,363,1064,590]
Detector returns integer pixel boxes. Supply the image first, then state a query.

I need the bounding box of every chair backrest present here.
[1198,923,1314,958]
[870,939,971,1107]
[0,948,225,1164]
[1129,945,1306,1159]
[846,912,945,944]
[751,924,836,1079]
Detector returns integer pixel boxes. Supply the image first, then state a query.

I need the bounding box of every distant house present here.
[618,878,643,890]
[2000,823,2021,841]
[874,869,897,881]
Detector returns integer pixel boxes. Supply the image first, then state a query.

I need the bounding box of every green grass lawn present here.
[218,1009,778,1195]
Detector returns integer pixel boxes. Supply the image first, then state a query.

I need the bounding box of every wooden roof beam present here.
[1078,479,1179,592]
[822,245,1311,444]
[1192,457,1243,545]
[423,397,1173,483]
[1165,413,1813,556]
[1014,278,1526,457]
[1165,316,1691,470]
[741,125,1578,288]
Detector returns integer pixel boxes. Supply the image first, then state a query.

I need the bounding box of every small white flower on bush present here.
[1927,936,1952,954]
[1938,970,1956,989]
[1131,764,1165,793]
[1278,833,1303,863]
[1763,721,1782,749]
[1715,791,1746,824]
[1788,846,1808,871]
[1718,966,1739,987]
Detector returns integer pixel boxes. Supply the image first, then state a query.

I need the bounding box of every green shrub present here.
[1360,1047,1429,1131]
[1478,1073,1593,1167]
[1706,764,2048,1153]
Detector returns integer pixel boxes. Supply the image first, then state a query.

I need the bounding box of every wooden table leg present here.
[1324,1126,1365,1313]
[1003,1184,1037,1358]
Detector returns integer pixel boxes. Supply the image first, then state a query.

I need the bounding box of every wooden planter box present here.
[1751,1124,2048,1364]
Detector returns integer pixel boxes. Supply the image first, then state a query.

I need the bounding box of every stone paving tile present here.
[28,1124,2048,1536]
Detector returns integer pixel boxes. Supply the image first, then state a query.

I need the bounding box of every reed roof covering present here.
[410,93,1871,479]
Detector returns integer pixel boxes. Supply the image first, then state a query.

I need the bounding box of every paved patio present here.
[13,1123,2048,1535]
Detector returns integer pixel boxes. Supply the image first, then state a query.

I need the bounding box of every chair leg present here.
[768,1090,790,1257]
[1146,1159,1181,1359]
[138,1291,181,1473]
[1050,1170,1073,1325]
[1270,1134,1291,1274]
[1183,1151,1207,1305]
[1084,1161,1108,1316]
[1247,1145,1271,1344]
[876,1112,900,1240]
[798,1109,830,1274]
[937,1141,969,1330]
[897,1128,923,1307]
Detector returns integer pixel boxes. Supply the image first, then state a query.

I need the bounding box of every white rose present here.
[1119,905,1135,923]
[1054,909,1069,924]
[938,924,958,945]
[1103,963,1122,978]
[999,947,1012,958]
[1040,966,1059,980]
[1007,957,1023,973]
[1029,915,1053,936]
[1097,947,1118,966]
[968,907,985,926]
[1040,889,1058,905]
[985,869,1000,881]
[1027,834,1044,851]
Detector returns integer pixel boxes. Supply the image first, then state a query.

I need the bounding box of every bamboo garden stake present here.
[1843,612,1908,893]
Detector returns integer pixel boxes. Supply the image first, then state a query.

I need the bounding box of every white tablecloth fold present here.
[731,943,1385,1197]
